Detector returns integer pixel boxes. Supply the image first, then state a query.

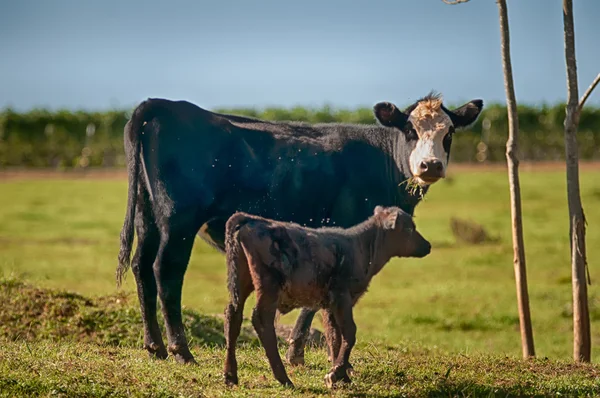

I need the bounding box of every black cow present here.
[117,92,483,364]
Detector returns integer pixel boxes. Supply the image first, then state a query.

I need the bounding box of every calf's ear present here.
[374,205,384,215]
[374,102,409,131]
[445,99,484,130]
[383,211,399,230]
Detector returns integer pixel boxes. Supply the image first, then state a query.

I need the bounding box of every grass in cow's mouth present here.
[399,177,425,199]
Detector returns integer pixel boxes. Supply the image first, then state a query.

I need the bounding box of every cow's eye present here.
[406,129,418,141]
[443,128,454,152]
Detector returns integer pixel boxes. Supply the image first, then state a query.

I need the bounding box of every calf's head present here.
[374,205,431,258]
[374,92,483,186]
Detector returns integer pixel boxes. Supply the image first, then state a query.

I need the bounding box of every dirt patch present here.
[0,168,128,181]
[0,236,99,246]
[3,161,600,181]
[450,160,600,172]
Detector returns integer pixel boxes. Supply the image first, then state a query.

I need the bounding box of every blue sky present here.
[1,0,599,111]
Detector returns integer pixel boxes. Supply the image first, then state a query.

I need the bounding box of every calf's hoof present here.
[286,353,305,366]
[285,345,305,366]
[223,372,238,386]
[324,368,352,389]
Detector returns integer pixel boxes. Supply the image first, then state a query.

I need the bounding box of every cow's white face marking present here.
[406,98,453,186]
[373,93,484,188]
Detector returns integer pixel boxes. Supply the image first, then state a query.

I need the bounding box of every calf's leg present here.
[223,260,254,386]
[153,218,199,364]
[251,280,293,387]
[286,308,316,366]
[324,292,356,388]
[321,309,341,363]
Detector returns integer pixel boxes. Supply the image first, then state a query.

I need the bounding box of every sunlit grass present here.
[1,168,600,363]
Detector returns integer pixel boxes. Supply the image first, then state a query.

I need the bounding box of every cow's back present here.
[135,99,422,249]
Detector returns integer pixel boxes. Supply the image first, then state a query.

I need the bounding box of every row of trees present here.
[1,103,599,168]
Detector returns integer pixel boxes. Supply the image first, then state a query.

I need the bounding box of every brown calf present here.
[222,206,431,388]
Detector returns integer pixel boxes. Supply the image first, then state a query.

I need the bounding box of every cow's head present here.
[373,92,483,186]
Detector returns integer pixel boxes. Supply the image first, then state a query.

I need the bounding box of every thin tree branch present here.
[497,0,535,359]
[442,0,470,4]
[578,73,600,112]
[563,0,591,363]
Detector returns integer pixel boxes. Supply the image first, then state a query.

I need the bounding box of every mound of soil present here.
[0,278,324,349]
[450,218,498,245]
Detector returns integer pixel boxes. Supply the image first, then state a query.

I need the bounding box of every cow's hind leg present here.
[286,308,316,366]
[153,216,199,364]
[131,191,167,359]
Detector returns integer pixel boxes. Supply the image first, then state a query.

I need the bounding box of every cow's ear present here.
[374,205,385,215]
[383,211,399,230]
[374,102,409,130]
[445,99,484,130]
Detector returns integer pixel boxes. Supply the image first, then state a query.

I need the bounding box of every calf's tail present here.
[225,213,251,310]
[116,100,150,287]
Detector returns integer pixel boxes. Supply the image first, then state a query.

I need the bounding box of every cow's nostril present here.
[435,162,443,172]
[419,162,428,171]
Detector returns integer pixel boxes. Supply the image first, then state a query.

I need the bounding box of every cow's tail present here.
[225,213,251,310]
[116,100,151,287]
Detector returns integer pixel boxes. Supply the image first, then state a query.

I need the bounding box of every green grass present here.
[3,336,600,397]
[2,278,600,397]
[1,168,600,396]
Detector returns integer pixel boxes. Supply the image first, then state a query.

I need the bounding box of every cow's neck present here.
[376,130,429,213]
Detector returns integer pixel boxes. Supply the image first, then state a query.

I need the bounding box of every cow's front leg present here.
[286,308,316,366]
[324,292,356,388]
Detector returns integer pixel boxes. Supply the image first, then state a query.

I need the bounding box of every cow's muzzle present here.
[414,159,445,184]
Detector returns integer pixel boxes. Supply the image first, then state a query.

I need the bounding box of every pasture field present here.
[1,164,600,396]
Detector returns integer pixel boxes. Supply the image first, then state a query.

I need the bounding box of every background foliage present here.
[1,103,599,169]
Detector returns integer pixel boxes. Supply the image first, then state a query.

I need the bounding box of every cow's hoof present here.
[145,343,168,360]
[279,379,295,389]
[285,349,305,366]
[174,354,197,365]
[224,372,238,386]
[347,366,355,377]
[168,344,197,365]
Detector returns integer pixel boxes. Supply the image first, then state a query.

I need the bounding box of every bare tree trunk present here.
[562,0,591,363]
[496,0,535,359]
